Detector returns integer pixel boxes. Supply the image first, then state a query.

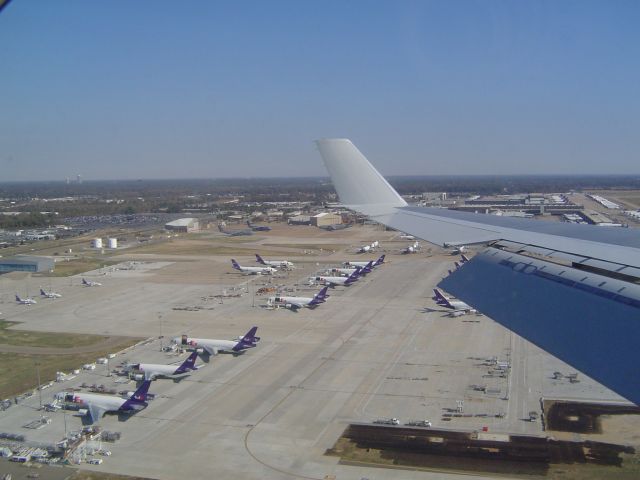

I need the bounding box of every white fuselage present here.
[17,298,36,305]
[42,292,62,298]
[237,266,275,275]
[181,337,241,355]
[314,275,351,286]
[135,363,182,379]
[328,267,358,276]
[268,295,314,308]
[345,261,374,268]
[262,260,294,268]
[75,392,126,410]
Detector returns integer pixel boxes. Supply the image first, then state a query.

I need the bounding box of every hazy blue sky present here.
[1,0,638,181]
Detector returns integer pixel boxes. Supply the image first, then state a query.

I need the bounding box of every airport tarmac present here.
[0,226,629,479]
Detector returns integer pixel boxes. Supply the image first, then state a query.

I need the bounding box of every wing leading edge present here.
[316,138,640,405]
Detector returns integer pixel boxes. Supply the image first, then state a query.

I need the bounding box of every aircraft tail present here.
[375,254,385,266]
[316,139,407,209]
[231,259,241,270]
[122,380,151,409]
[461,254,470,263]
[255,254,266,265]
[175,351,199,373]
[433,288,453,308]
[233,328,259,352]
[241,326,260,344]
[40,288,46,296]
[15,295,21,302]
[310,286,329,305]
[344,271,359,285]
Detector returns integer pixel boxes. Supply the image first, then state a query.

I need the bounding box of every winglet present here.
[316,139,407,210]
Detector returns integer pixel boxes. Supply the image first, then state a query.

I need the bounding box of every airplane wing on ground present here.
[87,403,106,422]
[316,138,640,405]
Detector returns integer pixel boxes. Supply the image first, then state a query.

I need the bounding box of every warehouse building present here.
[164,218,199,233]
[311,212,343,227]
[0,255,55,273]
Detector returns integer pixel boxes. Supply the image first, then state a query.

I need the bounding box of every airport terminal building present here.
[0,255,55,273]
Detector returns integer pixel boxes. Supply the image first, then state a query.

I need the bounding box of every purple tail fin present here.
[175,351,199,373]
[241,326,260,344]
[231,259,241,270]
[433,289,447,303]
[130,380,151,403]
[316,286,329,300]
[255,254,266,265]
[40,289,46,296]
[15,295,21,302]
[345,271,359,284]
[375,254,385,266]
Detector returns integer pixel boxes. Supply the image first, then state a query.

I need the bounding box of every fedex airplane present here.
[247,220,271,232]
[40,288,62,299]
[345,255,385,269]
[82,278,102,287]
[316,138,640,405]
[328,262,371,277]
[175,326,260,356]
[432,289,477,314]
[57,380,151,423]
[268,286,329,311]
[15,295,37,305]
[231,259,276,275]
[129,351,200,380]
[311,270,359,287]
[255,254,294,269]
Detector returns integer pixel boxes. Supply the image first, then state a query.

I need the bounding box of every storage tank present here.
[107,238,118,249]
[91,238,103,249]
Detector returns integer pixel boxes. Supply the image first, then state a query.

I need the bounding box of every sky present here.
[0,0,639,181]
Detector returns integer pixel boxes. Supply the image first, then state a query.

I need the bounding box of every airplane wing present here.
[201,344,215,356]
[87,403,106,423]
[317,138,640,405]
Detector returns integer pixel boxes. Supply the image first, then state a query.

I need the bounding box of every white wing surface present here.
[317,138,640,405]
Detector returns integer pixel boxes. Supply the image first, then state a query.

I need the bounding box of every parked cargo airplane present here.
[82,278,102,287]
[40,288,62,298]
[175,327,259,356]
[345,255,385,269]
[432,289,477,314]
[15,295,36,305]
[316,138,640,405]
[129,351,200,380]
[255,254,294,269]
[311,270,359,287]
[268,286,329,310]
[57,380,151,423]
[231,259,276,275]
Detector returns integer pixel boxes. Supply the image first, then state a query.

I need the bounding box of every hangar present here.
[164,218,199,233]
[0,255,55,273]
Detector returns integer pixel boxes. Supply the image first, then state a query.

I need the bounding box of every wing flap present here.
[439,250,640,405]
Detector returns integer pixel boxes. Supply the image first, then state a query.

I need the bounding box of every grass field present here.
[125,241,283,257]
[0,321,112,349]
[0,338,139,399]
[40,258,118,277]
